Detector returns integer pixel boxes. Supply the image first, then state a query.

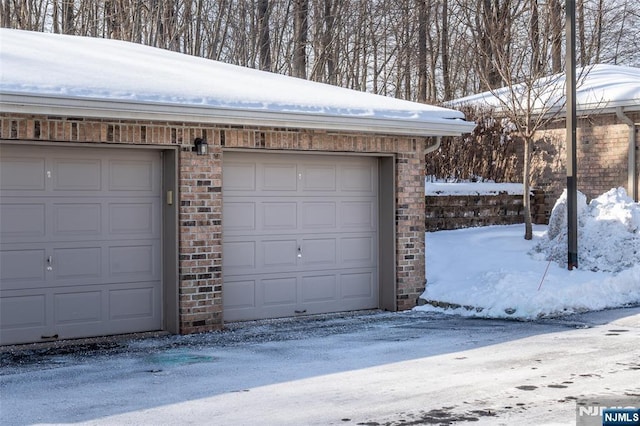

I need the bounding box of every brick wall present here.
[529,111,640,213]
[426,110,639,222]
[1,113,428,333]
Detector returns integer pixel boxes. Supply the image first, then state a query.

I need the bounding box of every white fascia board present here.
[0,93,476,137]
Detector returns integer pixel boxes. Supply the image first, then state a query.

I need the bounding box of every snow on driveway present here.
[1,308,639,425]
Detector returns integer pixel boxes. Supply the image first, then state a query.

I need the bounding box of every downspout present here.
[425,136,442,154]
[616,107,638,202]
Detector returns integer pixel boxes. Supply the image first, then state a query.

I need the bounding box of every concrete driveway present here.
[1,307,639,425]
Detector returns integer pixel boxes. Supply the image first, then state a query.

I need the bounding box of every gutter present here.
[0,92,476,138]
[616,107,638,202]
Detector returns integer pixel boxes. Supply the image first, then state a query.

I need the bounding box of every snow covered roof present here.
[450,64,640,116]
[0,29,475,137]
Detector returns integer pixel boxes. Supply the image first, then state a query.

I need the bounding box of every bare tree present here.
[470,1,589,240]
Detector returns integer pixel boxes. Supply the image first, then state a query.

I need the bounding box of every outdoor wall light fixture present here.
[193,137,208,155]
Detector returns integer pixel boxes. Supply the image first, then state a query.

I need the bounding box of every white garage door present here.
[222,152,378,321]
[0,145,162,345]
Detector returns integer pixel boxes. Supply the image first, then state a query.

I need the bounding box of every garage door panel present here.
[54,290,102,324]
[301,238,337,266]
[0,156,46,191]
[224,279,257,310]
[342,165,374,193]
[223,202,256,231]
[301,274,337,303]
[53,247,101,280]
[0,202,46,240]
[0,293,47,329]
[52,158,102,191]
[341,237,375,266]
[263,240,297,267]
[341,201,375,229]
[109,285,157,320]
[341,272,374,299]
[262,202,297,230]
[0,249,45,286]
[109,201,158,236]
[301,201,336,229]
[223,162,256,191]
[53,203,102,236]
[262,277,297,306]
[302,165,337,191]
[261,163,297,191]
[108,159,155,192]
[108,244,157,279]
[222,241,256,273]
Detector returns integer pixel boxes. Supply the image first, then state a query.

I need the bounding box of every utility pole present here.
[566,0,578,270]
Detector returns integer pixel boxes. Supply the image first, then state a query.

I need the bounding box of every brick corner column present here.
[395,143,426,311]
[178,145,223,334]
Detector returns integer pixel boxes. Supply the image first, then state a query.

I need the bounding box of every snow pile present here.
[534,187,640,272]
[416,187,640,320]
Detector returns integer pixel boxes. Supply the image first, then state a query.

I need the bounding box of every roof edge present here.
[0,93,476,137]
[448,98,640,119]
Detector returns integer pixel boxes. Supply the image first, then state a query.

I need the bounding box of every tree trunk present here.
[257,0,271,71]
[549,0,563,73]
[523,135,533,240]
[578,0,586,66]
[52,0,60,33]
[293,0,308,79]
[530,0,542,75]
[324,0,337,84]
[417,0,427,102]
[594,0,605,63]
[441,0,452,100]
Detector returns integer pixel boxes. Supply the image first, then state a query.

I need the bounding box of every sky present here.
[417,185,640,320]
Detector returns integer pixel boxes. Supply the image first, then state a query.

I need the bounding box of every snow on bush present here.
[533,187,640,272]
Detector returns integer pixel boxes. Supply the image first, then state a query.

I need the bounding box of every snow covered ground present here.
[417,187,640,319]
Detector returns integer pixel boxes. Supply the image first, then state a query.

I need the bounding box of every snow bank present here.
[533,187,640,272]
[416,187,640,320]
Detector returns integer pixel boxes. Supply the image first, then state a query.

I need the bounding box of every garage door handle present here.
[297,246,302,258]
[295,310,307,314]
[46,256,53,271]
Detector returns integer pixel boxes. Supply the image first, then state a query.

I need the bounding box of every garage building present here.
[0,29,474,345]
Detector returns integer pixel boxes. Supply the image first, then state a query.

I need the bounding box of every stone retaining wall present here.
[425,190,547,231]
